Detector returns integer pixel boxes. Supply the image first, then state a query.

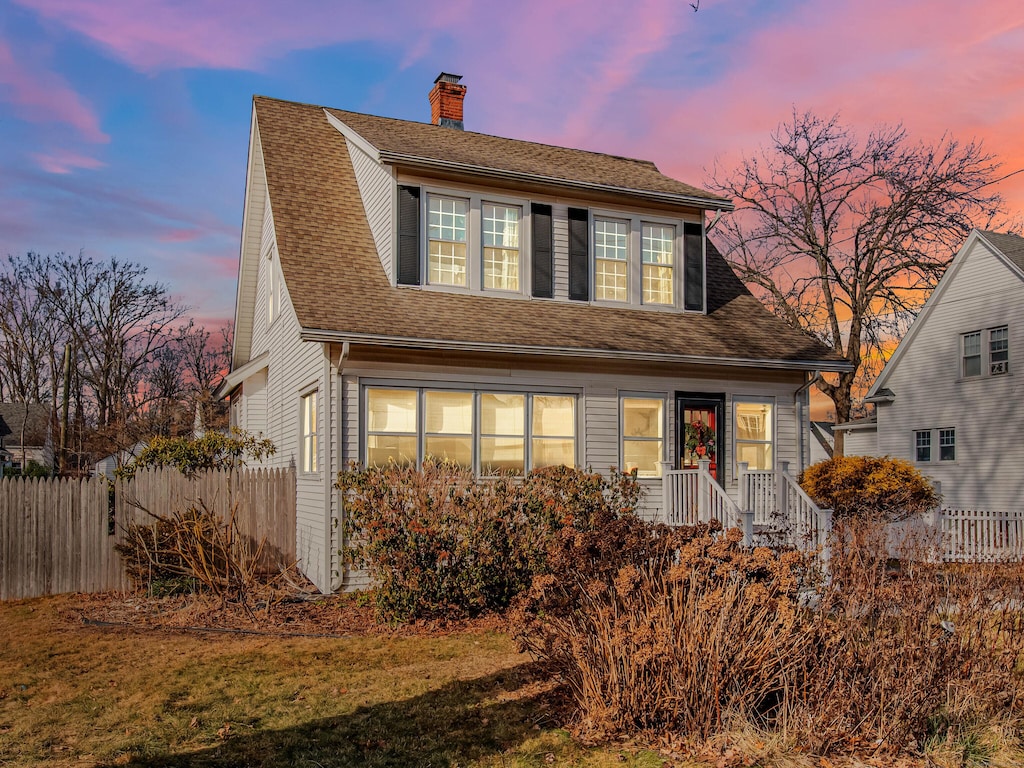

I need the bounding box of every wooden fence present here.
[0,467,296,601]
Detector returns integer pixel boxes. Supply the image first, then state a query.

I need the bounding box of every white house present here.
[858,229,1023,510]
[220,74,848,592]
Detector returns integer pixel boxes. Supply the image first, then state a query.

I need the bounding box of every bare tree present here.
[707,111,1006,453]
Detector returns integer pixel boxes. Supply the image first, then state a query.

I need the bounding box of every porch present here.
[659,459,833,553]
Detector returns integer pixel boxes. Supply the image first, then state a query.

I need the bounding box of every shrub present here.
[117,428,275,479]
[799,455,939,522]
[337,460,641,622]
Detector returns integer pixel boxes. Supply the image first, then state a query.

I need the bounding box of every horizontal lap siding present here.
[876,240,1024,510]
[552,204,570,299]
[348,142,394,281]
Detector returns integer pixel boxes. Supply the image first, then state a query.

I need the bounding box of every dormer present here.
[329,73,731,314]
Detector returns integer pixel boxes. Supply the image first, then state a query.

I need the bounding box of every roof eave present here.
[298,328,849,372]
[378,151,734,211]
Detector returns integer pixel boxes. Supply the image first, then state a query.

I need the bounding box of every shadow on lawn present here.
[101,662,562,768]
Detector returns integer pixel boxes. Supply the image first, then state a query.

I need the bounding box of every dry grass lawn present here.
[0,594,667,767]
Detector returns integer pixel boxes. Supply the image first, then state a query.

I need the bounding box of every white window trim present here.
[619,392,667,479]
[420,186,531,296]
[360,382,579,475]
[960,326,1010,379]
[733,396,776,473]
[913,427,956,464]
[300,388,320,475]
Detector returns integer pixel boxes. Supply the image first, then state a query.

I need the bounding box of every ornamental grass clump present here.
[337,460,641,622]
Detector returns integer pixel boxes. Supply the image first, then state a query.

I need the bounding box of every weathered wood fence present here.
[0,468,296,601]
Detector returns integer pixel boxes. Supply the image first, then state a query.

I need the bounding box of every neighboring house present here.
[93,440,148,479]
[220,73,848,592]
[831,416,877,458]
[857,229,1024,509]
[0,403,53,474]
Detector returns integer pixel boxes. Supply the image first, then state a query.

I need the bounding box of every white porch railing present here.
[661,459,742,531]
[941,508,1024,562]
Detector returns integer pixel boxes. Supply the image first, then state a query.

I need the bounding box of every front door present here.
[676,393,725,480]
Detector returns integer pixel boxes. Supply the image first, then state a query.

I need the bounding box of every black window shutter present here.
[568,207,589,301]
[683,222,704,311]
[397,185,421,285]
[531,203,553,298]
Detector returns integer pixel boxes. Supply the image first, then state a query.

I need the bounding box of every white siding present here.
[348,141,394,281]
[874,238,1024,509]
[234,121,268,368]
[840,427,878,458]
[551,203,570,299]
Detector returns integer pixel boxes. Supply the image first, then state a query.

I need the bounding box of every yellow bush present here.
[800,455,939,521]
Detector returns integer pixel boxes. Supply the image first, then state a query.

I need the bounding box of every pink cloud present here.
[157,228,205,243]
[31,149,105,174]
[0,39,107,143]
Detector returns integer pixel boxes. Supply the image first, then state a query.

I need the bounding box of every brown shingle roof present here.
[980,230,1024,274]
[254,96,845,369]
[0,403,50,447]
[326,106,729,206]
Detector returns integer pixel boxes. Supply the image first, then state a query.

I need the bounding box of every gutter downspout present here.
[794,371,821,473]
[328,342,350,593]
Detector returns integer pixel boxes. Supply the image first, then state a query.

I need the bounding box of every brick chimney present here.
[429,72,466,130]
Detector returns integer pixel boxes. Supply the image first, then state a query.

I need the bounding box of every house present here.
[809,421,835,465]
[857,229,1023,510]
[831,416,877,458]
[220,73,848,592]
[0,403,53,475]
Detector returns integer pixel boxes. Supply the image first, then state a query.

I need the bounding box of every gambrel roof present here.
[241,95,846,371]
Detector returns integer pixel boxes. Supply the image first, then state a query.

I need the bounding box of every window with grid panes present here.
[427,195,468,286]
[594,218,629,301]
[482,203,520,291]
[939,428,956,461]
[641,224,674,305]
[990,326,1008,375]
[915,430,932,462]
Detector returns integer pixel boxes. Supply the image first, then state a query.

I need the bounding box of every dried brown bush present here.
[512,514,1024,758]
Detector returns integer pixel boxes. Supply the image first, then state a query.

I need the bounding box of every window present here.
[915,430,932,462]
[427,195,468,286]
[642,224,674,305]
[594,218,629,301]
[962,327,1009,377]
[990,326,1009,375]
[734,399,774,471]
[482,203,521,291]
[366,388,418,467]
[364,387,576,474]
[939,428,956,461]
[621,397,664,478]
[300,391,319,473]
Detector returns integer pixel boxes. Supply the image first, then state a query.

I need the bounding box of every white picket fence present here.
[939,508,1024,562]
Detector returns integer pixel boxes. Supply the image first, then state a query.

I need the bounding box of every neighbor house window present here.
[939,428,956,461]
[482,203,520,291]
[642,224,674,305]
[734,399,774,471]
[621,396,664,478]
[427,195,468,286]
[962,331,982,377]
[300,391,319,473]
[914,430,932,462]
[594,218,629,301]
[364,387,576,474]
[990,326,1008,375]
[366,388,418,468]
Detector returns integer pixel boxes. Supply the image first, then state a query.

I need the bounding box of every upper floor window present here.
[594,218,629,301]
[642,224,674,305]
[482,203,521,291]
[962,326,1009,378]
[427,195,468,287]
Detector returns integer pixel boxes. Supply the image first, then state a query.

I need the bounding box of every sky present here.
[2,0,1023,336]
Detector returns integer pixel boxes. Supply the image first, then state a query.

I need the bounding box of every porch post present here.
[741,510,755,547]
[738,461,749,514]
[697,458,711,524]
[818,508,833,573]
[659,461,673,525]
[930,481,943,563]
[777,460,790,526]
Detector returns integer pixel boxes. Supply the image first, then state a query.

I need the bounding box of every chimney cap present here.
[434,72,463,85]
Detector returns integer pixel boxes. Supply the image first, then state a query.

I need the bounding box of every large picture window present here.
[734,399,774,471]
[621,396,664,478]
[364,386,576,474]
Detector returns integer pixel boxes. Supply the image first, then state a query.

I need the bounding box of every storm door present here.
[676,392,725,481]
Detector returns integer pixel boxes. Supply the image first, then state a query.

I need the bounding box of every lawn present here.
[0,595,666,767]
